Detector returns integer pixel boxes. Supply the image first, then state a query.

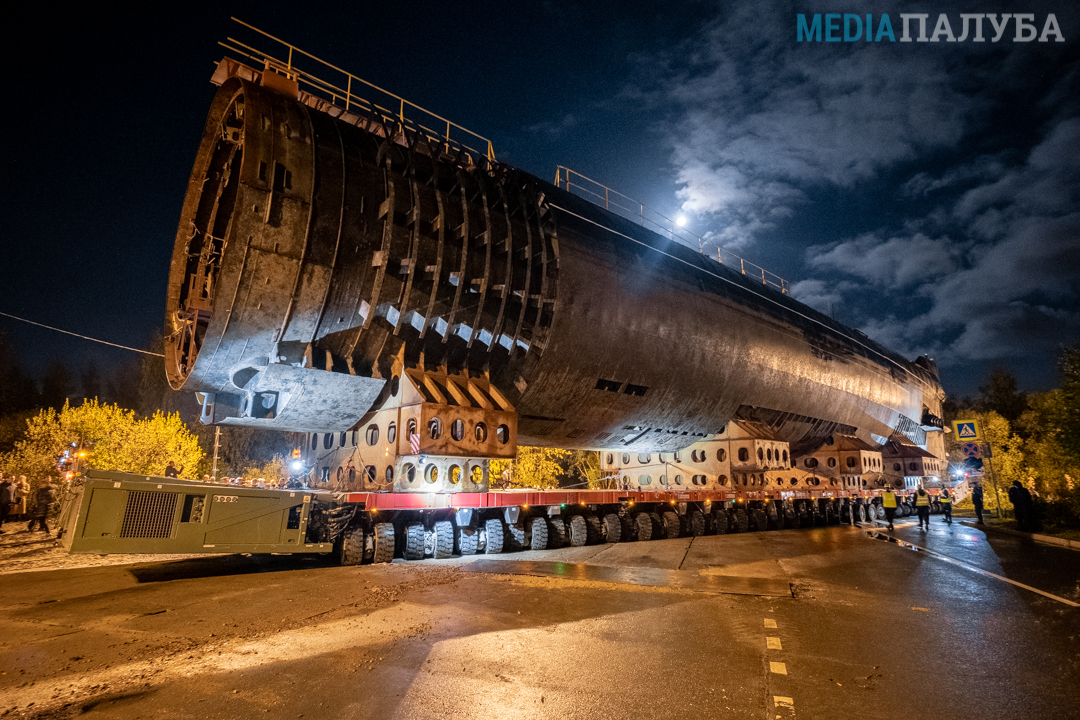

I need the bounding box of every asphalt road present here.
[2,519,1078,719]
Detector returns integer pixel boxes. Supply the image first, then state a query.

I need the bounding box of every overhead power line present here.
[0,311,165,357]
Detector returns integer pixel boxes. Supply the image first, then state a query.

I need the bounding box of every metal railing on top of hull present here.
[219,18,496,165]
[554,166,789,294]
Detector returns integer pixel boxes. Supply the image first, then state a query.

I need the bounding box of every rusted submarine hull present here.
[165,76,942,453]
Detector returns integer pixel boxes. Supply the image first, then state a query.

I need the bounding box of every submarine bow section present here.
[164,76,943,451]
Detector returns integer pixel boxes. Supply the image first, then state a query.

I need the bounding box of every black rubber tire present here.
[529,516,548,550]
[547,517,567,548]
[432,520,454,559]
[713,509,729,534]
[568,515,589,547]
[839,503,851,523]
[457,525,479,555]
[856,504,867,523]
[826,504,839,524]
[506,522,526,551]
[751,509,768,532]
[585,515,603,544]
[689,510,706,536]
[484,518,504,554]
[373,522,395,563]
[634,512,653,541]
[784,505,798,529]
[338,525,366,566]
[602,513,622,543]
[648,511,664,538]
[404,523,425,560]
[661,511,681,539]
[619,513,635,541]
[733,508,750,533]
[769,505,784,531]
[875,504,886,520]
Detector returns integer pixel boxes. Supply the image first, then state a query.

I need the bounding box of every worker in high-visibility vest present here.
[882,488,898,530]
[915,487,931,531]
[939,488,952,523]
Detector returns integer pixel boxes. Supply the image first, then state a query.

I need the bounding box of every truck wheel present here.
[689,509,706,536]
[373,523,395,563]
[338,525,366,566]
[634,512,653,541]
[751,509,768,532]
[857,504,867,523]
[713,510,729,534]
[662,511,681,539]
[602,513,622,543]
[874,505,885,520]
[568,515,589,547]
[506,522,526,551]
[433,520,454,559]
[404,524,425,560]
[769,506,784,530]
[547,517,567,548]
[484,518,504,554]
[619,513,635,541]
[648,511,664,538]
[530,517,548,550]
[733,508,750,533]
[585,515,603,544]
[457,525,479,555]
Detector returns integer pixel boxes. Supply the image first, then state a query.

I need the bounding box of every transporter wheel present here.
[875,504,886,521]
[484,518,505,554]
[713,509,729,535]
[824,504,837,525]
[373,522,395,564]
[733,508,750,533]
[456,525,479,555]
[404,524,425,560]
[751,509,769,532]
[648,512,664,539]
[839,502,851,523]
[568,515,589,547]
[529,516,549,550]
[857,504,868,523]
[602,513,622,543]
[506,522,526,551]
[768,505,784,531]
[585,515,604,544]
[784,505,798,529]
[432,520,454,559]
[619,513,635,541]
[689,509,706,536]
[547,517,567,548]
[338,525,366,566]
[661,511,681,539]
[634,512,653,541]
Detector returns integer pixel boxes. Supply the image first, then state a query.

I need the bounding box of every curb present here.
[959,520,1080,551]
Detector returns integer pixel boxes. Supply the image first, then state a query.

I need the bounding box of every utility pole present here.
[212,426,221,480]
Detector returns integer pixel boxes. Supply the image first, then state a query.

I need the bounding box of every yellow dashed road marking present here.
[767,636,782,650]
[764,618,777,628]
[770,661,787,675]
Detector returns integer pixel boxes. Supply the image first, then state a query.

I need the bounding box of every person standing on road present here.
[0,475,14,532]
[27,479,57,534]
[1009,480,1033,532]
[915,487,931,531]
[13,475,29,520]
[971,483,984,524]
[940,488,952,524]
[882,487,897,531]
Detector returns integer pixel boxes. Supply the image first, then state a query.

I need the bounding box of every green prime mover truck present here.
[58,470,347,556]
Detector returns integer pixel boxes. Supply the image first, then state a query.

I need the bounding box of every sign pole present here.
[983,443,1002,519]
[212,426,221,480]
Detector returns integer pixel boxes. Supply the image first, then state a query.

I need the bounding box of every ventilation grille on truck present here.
[120,491,177,539]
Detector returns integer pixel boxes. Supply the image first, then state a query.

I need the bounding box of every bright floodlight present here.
[291,460,304,471]
[676,215,687,227]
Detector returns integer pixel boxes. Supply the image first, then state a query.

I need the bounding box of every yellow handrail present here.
[223,18,496,163]
[554,167,789,293]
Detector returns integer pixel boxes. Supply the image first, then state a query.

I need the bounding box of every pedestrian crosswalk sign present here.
[952,419,981,441]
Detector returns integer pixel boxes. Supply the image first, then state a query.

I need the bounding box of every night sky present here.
[3,0,1077,399]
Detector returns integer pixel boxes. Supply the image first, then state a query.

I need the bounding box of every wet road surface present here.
[2,520,1077,719]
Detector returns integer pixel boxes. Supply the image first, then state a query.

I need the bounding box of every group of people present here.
[1007,480,1036,532]
[879,486,953,532]
[0,473,58,534]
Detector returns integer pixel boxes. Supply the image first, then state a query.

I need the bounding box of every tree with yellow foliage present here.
[490,446,570,489]
[0,400,204,487]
